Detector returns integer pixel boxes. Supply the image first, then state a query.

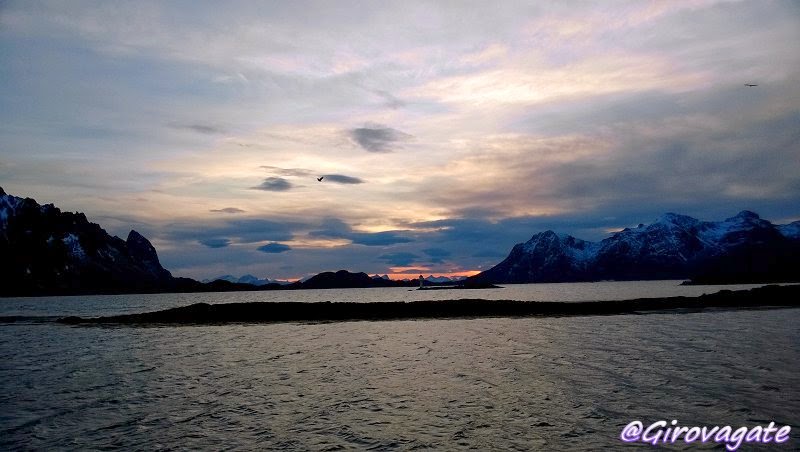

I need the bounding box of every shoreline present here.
[57,284,800,325]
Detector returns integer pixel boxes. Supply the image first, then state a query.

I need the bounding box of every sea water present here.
[1,281,798,450]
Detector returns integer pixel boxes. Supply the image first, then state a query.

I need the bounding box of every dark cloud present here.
[169,122,226,135]
[252,177,292,191]
[210,207,245,214]
[199,238,231,248]
[222,219,297,242]
[351,231,411,246]
[322,174,365,184]
[377,252,419,266]
[309,218,351,236]
[422,247,451,263]
[167,218,297,244]
[348,125,412,152]
[422,248,451,257]
[259,166,363,185]
[309,218,412,246]
[257,242,292,253]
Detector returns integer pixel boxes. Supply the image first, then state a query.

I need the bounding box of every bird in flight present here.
[744,83,758,87]
[317,176,324,182]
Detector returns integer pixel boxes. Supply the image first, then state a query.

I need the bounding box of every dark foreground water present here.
[1,284,798,450]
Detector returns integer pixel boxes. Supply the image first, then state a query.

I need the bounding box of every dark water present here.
[1,284,798,450]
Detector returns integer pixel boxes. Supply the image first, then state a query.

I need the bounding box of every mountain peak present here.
[530,230,558,240]
[127,230,157,256]
[728,210,760,221]
[655,212,697,225]
[127,229,148,243]
[126,230,172,281]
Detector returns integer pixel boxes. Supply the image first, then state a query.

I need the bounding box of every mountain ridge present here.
[0,187,182,296]
[473,210,800,284]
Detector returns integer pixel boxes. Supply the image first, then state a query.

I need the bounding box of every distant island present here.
[2,186,798,297]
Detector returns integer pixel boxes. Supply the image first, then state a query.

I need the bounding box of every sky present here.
[1,0,799,281]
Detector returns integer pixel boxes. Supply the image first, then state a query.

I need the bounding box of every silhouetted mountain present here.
[0,187,181,295]
[474,211,800,284]
[294,270,406,289]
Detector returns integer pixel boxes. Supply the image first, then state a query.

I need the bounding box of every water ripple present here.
[1,302,798,450]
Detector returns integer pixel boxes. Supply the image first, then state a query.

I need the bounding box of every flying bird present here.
[744,84,758,87]
[317,176,324,182]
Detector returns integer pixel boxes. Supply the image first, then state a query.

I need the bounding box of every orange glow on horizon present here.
[385,270,482,281]
[280,269,481,283]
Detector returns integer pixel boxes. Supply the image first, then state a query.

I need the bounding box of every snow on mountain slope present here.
[1,186,175,295]
[778,220,800,240]
[476,210,800,283]
[203,274,292,285]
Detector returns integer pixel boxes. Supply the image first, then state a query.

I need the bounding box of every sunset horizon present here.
[2,2,799,450]
[3,1,799,282]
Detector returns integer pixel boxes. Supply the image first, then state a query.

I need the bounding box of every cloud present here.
[258,167,363,184]
[377,252,420,266]
[372,89,405,109]
[252,177,292,191]
[210,207,245,214]
[257,242,292,253]
[350,231,411,246]
[167,218,297,244]
[322,174,364,184]
[309,218,351,237]
[309,218,412,246]
[348,125,412,152]
[199,238,231,248]
[168,122,226,135]
[422,247,451,263]
[260,166,314,178]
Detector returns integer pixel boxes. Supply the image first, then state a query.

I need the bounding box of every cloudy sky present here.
[1,1,799,280]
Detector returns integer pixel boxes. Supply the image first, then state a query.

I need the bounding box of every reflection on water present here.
[1,306,798,449]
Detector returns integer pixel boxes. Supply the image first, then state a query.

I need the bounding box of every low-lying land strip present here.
[58,284,800,325]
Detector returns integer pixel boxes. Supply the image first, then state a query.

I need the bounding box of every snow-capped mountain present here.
[1,187,174,295]
[368,274,466,284]
[424,275,467,283]
[475,211,800,284]
[778,220,800,240]
[203,274,292,286]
